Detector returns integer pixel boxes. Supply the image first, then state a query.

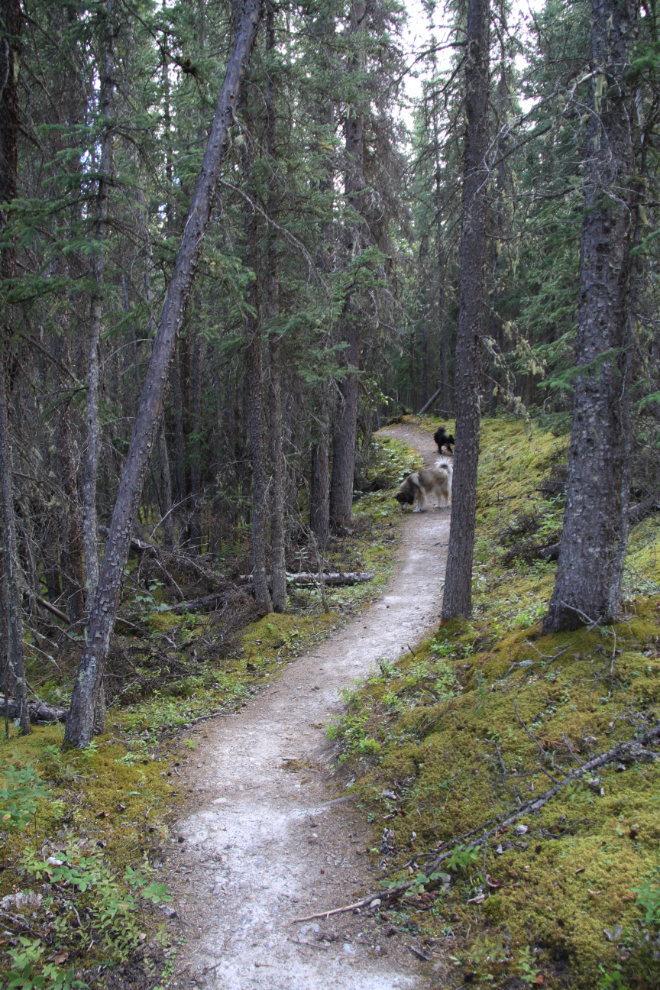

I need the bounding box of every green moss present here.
[0,725,178,982]
[332,417,660,989]
[143,610,181,633]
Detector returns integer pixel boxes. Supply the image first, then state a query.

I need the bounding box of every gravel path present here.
[166,424,450,990]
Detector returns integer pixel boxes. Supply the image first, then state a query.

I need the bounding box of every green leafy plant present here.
[447,845,482,872]
[598,964,629,990]
[4,938,85,990]
[634,880,660,926]
[466,936,510,981]
[0,764,48,830]
[518,944,542,985]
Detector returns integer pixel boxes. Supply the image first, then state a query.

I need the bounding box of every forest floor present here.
[165,424,447,989]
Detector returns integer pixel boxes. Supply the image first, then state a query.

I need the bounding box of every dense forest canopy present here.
[1,0,660,734]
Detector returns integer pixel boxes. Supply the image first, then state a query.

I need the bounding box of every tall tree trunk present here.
[544,0,637,633]
[330,313,360,532]
[54,336,86,625]
[190,322,203,553]
[246,327,272,612]
[242,132,273,613]
[0,0,28,733]
[83,0,115,595]
[0,365,28,734]
[310,42,334,547]
[266,1,286,613]
[441,0,490,621]
[330,0,366,532]
[63,0,264,748]
[311,391,330,548]
[172,348,187,507]
[436,198,449,416]
[157,416,175,548]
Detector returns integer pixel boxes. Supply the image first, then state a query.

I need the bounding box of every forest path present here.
[167,424,450,990]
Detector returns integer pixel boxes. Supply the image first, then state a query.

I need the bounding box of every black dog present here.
[434,426,454,455]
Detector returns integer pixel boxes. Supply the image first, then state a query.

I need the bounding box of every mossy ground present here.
[330,416,660,990]
[0,432,420,989]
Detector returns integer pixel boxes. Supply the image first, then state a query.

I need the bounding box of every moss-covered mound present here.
[330,416,660,990]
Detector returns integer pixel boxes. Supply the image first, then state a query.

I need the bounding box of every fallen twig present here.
[523,639,570,662]
[292,895,377,923]
[114,615,150,637]
[512,700,564,783]
[36,595,70,625]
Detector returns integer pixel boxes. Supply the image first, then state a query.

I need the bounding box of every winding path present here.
[166,425,450,990]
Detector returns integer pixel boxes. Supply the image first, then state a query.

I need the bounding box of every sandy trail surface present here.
[166,425,451,989]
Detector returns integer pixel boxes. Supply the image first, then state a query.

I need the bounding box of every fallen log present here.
[535,491,660,564]
[169,573,375,615]
[237,572,374,587]
[169,589,234,615]
[0,695,67,724]
[629,489,660,526]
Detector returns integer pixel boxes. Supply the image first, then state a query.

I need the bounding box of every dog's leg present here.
[418,491,429,512]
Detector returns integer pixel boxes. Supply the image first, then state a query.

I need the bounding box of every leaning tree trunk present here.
[441,0,490,621]
[0,0,29,734]
[83,0,115,595]
[63,0,264,748]
[544,0,637,633]
[266,1,287,613]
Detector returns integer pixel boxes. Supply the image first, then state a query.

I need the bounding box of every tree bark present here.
[171,348,187,507]
[246,323,272,613]
[243,162,273,611]
[83,0,115,596]
[157,415,175,548]
[311,390,330,548]
[441,0,490,621]
[53,335,86,625]
[544,0,637,632]
[190,322,204,553]
[0,365,29,735]
[310,51,334,549]
[0,0,29,735]
[63,0,264,748]
[329,0,366,532]
[266,1,286,613]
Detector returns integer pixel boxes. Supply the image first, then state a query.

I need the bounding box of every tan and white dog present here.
[395,462,452,512]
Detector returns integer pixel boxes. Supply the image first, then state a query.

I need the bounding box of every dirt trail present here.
[166,425,450,989]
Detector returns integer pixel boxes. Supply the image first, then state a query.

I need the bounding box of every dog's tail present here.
[436,460,452,482]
